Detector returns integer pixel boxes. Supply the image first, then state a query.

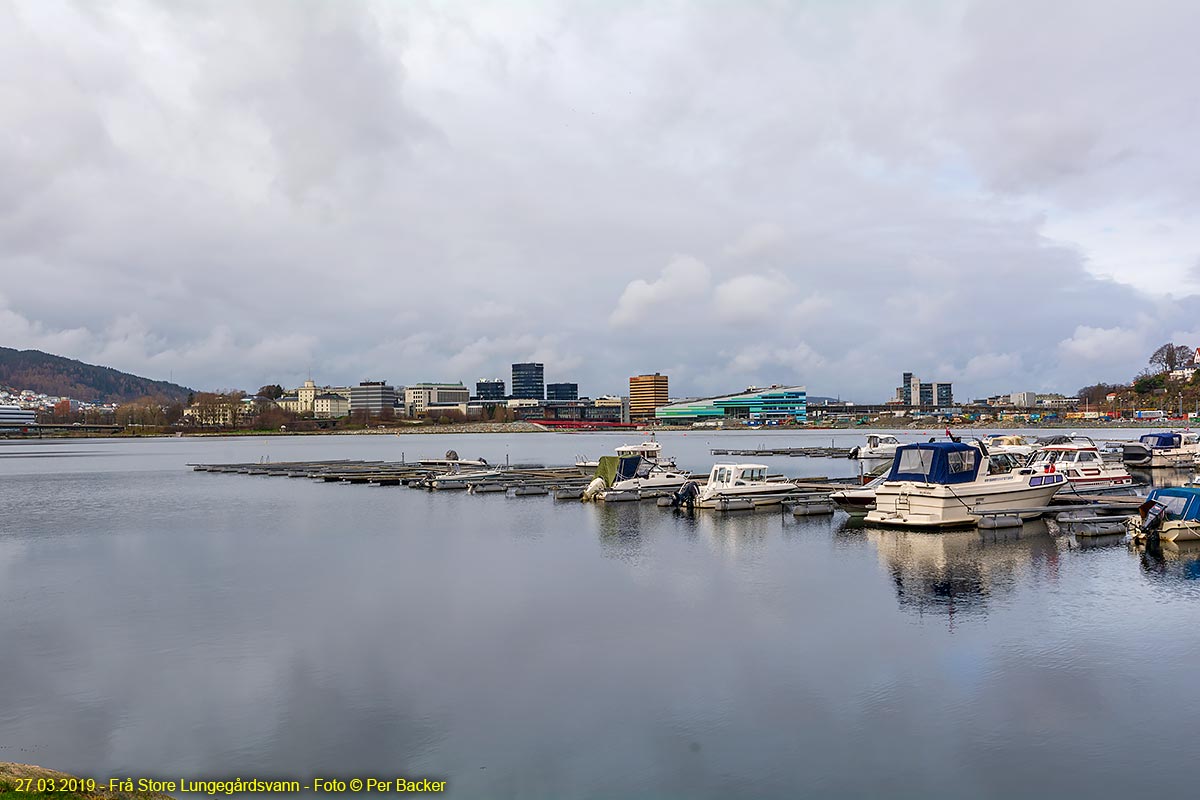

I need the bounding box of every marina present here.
[5,431,1200,799]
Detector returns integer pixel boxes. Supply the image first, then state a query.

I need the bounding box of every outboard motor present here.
[582,476,607,502]
[848,446,859,459]
[672,480,700,510]
[1140,498,1167,544]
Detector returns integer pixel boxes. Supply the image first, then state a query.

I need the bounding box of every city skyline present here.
[2,2,1199,401]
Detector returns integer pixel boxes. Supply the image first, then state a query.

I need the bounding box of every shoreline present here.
[6,418,1190,440]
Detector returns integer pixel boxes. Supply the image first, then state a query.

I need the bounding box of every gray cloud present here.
[2,0,1198,401]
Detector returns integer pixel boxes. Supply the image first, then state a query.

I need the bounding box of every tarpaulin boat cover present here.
[1140,432,1183,448]
[887,442,982,485]
[1147,487,1200,521]
[594,455,642,487]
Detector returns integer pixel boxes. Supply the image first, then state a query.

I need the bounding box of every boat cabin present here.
[707,463,769,487]
[886,442,982,485]
[1029,447,1103,468]
[866,435,900,449]
[616,441,664,460]
[1140,432,1185,450]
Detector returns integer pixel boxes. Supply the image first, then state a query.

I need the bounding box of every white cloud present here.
[713,274,794,323]
[2,1,1199,402]
[1057,326,1146,363]
[609,255,710,327]
[725,222,785,259]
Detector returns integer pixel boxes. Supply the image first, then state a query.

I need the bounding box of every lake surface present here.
[2,430,1199,798]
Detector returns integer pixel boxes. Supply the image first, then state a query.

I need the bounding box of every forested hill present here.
[0,347,193,403]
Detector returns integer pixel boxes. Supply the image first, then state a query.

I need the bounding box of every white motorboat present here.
[606,463,692,494]
[576,437,677,475]
[866,441,1065,528]
[582,454,692,501]
[693,463,798,509]
[829,473,887,516]
[1122,432,1199,468]
[1026,437,1134,493]
[849,434,901,461]
[424,466,508,490]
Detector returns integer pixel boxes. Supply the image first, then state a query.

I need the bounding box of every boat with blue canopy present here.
[866,441,1065,528]
[1135,487,1200,542]
[1122,432,1198,468]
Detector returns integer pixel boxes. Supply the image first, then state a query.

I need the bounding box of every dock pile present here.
[191,459,589,496]
[191,458,856,513]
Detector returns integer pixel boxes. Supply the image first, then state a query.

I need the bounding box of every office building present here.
[349,381,398,414]
[405,383,471,416]
[656,386,807,424]
[897,372,953,407]
[629,373,669,420]
[313,393,350,418]
[512,362,545,400]
[476,379,506,400]
[546,382,578,401]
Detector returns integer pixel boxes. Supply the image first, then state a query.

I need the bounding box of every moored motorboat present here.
[1122,432,1198,469]
[829,473,886,516]
[1026,437,1134,493]
[849,434,901,461]
[583,454,692,501]
[865,441,1065,528]
[576,437,678,475]
[1133,487,1200,542]
[692,463,798,509]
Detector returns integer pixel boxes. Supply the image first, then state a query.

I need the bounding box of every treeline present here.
[1076,341,1199,411]
[0,347,191,403]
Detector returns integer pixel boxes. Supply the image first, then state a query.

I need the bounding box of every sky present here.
[2,0,1199,403]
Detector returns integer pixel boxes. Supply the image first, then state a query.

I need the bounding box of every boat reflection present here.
[1133,467,1197,489]
[863,521,1058,624]
[1131,537,1200,582]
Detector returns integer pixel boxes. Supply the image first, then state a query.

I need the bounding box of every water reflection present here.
[1133,467,1197,489]
[864,522,1058,623]
[1133,538,1200,582]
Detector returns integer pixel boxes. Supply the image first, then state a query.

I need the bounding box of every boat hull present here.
[1122,444,1195,468]
[695,487,798,510]
[1161,521,1200,542]
[866,479,1064,528]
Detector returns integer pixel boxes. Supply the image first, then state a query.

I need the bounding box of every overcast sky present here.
[3,0,1199,402]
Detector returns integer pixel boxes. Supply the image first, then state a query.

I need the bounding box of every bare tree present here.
[1150,343,1183,373]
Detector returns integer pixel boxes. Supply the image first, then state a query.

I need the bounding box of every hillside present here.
[0,347,192,403]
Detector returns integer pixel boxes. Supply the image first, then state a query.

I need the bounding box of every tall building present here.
[896,372,952,407]
[629,373,669,420]
[476,379,506,400]
[404,383,470,416]
[349,381,398,414]
[546,382,578,401]
[511,362,545,400]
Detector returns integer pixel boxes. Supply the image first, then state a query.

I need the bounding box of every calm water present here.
[2,431,1199,798]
